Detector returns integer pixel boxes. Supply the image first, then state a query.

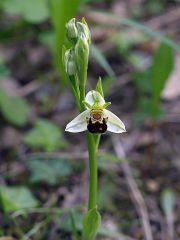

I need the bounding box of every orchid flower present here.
[65,90,126,134]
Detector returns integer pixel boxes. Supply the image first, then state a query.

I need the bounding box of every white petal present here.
[85,90,105,106]
[65,110,90,132]
[103,109,126,133]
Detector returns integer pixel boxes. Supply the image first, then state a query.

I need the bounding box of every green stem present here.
[79,74,86,110]
[94,134,101,151]
[86,132,97,210]
[72,86,80,110]
[69,75,80,110]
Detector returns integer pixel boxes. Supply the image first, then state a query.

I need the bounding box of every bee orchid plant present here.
[63,18,126,240]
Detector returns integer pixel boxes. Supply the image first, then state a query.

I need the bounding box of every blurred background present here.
[0,0,180,239]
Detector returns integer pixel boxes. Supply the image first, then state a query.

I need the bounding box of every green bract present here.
[64,48,77,76]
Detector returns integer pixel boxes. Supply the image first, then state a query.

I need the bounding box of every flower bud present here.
[75,33,89,72]
[66,18,78,42]
[74,33,89,90]
[76,33,89,56]
[76,21,91,44]
[64,48,77,76]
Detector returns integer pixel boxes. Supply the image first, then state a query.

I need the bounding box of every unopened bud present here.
[75,33,89,83]
[76,21,91,44]
[66,18,78,42]
[75,33,89,66]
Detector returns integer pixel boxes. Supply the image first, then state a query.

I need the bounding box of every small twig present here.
[23,219,50,240]
[112,135,153,240]
[107,234,137,240]
[166,212,175,240]
[85,8,180,34]
[146,8,180,31]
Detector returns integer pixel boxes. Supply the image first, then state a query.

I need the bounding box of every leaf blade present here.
[90,11,180,52]
[151,43,174,117]
[90,44,115,78]
[50,0,81,86]
[83,207,101,240]
[0,90,29,126]
[0,186,38,212]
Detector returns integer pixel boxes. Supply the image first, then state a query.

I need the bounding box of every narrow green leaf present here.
[50,0,81,86]
[0,57,10,79]
[90,44,115,78]
[83,207,101,240]
[161,189,175,217]
[95,77,104,97]
[91,11,180,52]
[152,43,174,94]
[70,210,80,240]
[133,69,152,93]
[151,43,174,117]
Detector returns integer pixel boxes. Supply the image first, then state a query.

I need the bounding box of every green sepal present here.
[81,17,91,44]
[83,101,92,109]
[102,102,111,108]
[95,77,104,98]
[82,207,101,240]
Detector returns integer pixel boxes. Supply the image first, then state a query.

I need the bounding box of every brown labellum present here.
[87,118,107,134]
